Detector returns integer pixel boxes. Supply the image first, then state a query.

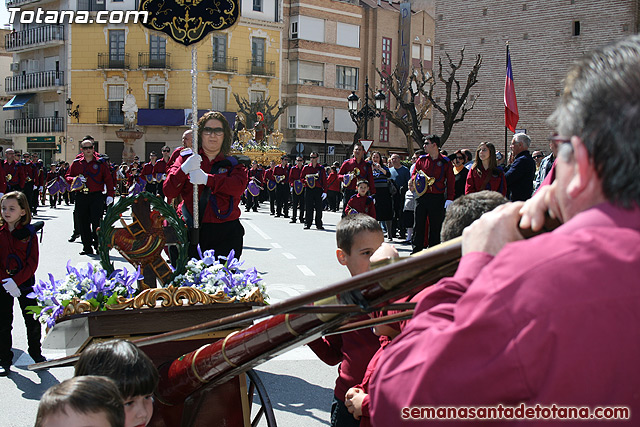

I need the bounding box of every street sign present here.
[360,139,373,153]
[328,146,335,155]
[296,143,304,153]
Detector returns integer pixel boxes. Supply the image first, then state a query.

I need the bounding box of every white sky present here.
[1,3,12,28]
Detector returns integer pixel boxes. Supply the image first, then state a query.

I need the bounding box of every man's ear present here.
[336,248,348,266]
[566,136,595,199]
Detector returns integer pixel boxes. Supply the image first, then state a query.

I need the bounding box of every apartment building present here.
[282,0,434,162]
[433,0,639,154]
[4,0,283,164]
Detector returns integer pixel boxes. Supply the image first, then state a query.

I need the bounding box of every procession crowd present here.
[2,35,640,427]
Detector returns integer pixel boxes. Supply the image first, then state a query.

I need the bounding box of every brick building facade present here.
[433,0,639,155]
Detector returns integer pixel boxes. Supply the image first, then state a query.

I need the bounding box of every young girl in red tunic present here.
[465,142,507,196]
[0,191,44,375]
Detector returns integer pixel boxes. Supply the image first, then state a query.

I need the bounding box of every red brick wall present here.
[433,0,639,155]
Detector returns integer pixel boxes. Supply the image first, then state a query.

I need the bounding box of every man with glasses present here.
[65,139,115,255]
[371,35,640,422]
[410,134,454,253]
[288,156,305,223]
[533,135,560,194]
[301,152,326,230]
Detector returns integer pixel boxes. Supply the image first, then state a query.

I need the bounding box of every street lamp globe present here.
[374,90,386,110]
[322,117,329,130]
[347,92,359,112]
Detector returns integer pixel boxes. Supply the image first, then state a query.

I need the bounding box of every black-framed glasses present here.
[81,146,93,150]
[296,159,303,162]
[533,155,544,159]
[310,156,318,159]
[162,149,170,152]
[202,126,224,136]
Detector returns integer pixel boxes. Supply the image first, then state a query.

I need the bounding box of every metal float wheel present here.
[247,369,277,427]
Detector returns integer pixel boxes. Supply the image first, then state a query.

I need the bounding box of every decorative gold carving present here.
[59,286,266,320]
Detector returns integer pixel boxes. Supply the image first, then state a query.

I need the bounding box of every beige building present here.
[282,0,434,162]
[0,27,13,153]
[3,0,283,165]
[433,0,639,155]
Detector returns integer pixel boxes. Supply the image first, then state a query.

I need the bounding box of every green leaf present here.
[25,305,43,316]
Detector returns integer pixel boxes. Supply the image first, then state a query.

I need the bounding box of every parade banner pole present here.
[191,46,199,231]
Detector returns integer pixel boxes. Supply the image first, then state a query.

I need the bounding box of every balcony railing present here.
[5,116,64,134]
[247,59,275,77]
[97,108,124,125]
[5,25,65,51]
[5,70,64,93]
[98,53,130,70]
[208,56,238,73]
[138,53,171,69]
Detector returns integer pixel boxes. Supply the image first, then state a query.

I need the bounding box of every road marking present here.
[246,221,271,240]
[297,265,315,276]
[271,243,282,248]
[283,253,296,259]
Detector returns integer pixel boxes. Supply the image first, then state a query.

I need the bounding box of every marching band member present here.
[301,151,327,229]
[274,155,290,218]
[246,160,263,213]
[338,141,375,217]
[164,111,248,260]
[141,152,158,195]
[264,160,277,215]
[288,156,305,223]
[410,134,454,253]
[154,146,171,200]
[65,139,115,256]
[3,149,25,192]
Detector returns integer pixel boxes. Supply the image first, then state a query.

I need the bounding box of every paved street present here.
[0,196,412,426]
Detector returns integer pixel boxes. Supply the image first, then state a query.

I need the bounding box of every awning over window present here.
[3,94,34,110]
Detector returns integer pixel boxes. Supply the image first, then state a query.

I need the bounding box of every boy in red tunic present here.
[307,213,384,427]
[345,180,376,219]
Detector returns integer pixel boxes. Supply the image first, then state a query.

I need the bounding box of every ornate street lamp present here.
[347,76,385,140]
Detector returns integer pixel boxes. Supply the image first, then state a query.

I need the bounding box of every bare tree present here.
[377,67,432,154]
[233,94,288,133]
[421,47,482,146]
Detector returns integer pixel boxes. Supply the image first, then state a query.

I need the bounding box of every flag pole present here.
[504,41,509,157]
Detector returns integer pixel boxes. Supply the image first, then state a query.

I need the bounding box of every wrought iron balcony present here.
[247,59,275,77]
[5,25,65,51]
[97,108,124,125]
[208,56,238,73]
[138,53,171,69]
[98,53,130,70]
[5,116,64,134]
[5,70,64,94]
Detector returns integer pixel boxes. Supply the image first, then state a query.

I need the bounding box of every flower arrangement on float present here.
[27,249,267,328]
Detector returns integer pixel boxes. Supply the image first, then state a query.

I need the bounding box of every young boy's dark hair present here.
[35,376,125,427]
[336,213,382,255]
[74,339,159,399]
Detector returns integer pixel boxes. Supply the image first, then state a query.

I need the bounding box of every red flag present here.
[504,46,519,132]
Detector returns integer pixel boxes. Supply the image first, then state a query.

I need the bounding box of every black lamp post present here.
[322,117,329,163]
[66,98,79,122]
[347,76,386,140]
